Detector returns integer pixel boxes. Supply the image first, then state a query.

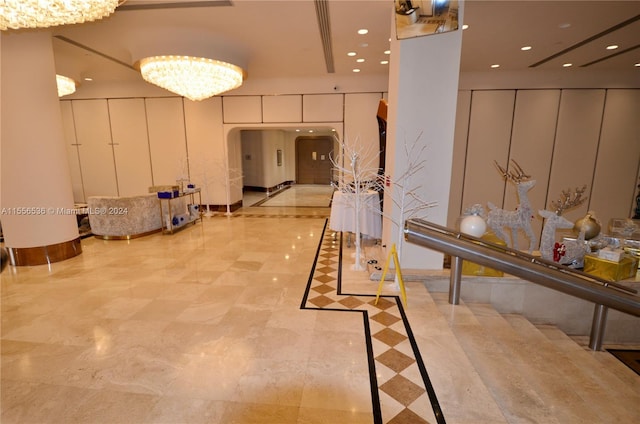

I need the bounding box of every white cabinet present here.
[60,101,85,203]
[590,89,640,224]
[145,98,189,186]
[71,99,118,197]
[461,90,515,211]
[108,99,153,197]
[303,94,344,122]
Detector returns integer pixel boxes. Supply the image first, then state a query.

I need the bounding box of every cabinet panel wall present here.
[303,94,344,122]
[108,99,153,197]
[223,96,262,123]
[447,90,471,227]
[145,97,188,186]
[71,99,118,197]
[461,90,515,212]
[60,101,85,203]
[548,90,605,223]
[262,95,302,123]
[454,88,639,251]
[184,98,224,205]
[590,89,640,226]
[506,90,560,249]
[344,93,383,179]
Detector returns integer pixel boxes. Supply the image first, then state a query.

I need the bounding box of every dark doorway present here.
[296,136,334,185]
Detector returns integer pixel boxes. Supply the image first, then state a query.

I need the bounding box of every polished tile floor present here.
[3,187,638,423]
[3,186,449,424]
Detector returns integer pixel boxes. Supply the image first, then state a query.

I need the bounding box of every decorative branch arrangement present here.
[383,132,437,261]
[487,160,537,253]
[330,135,384,270]
[539,185,590,267]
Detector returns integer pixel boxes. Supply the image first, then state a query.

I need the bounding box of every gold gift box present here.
[462,231,505,277]
[583,253,639,282]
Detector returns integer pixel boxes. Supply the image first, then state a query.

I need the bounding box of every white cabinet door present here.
[60,101,85,203]
[71,99,118,197]
[590,89,640,226]
[548,89,605,224]
[145,98,188,186]
[108,99,153,197]
[461,90,515,211]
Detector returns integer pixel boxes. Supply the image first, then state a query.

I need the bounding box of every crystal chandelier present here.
[139,55,244,101]
[56,74,76,97]
[0,0,121,30]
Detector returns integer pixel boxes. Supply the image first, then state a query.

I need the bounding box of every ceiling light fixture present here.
[56,75,76,97]
[358,29,368,35]
[521,46,532,51]
[563,63,573,67]
[491,64,500,68]
[347,52,357,57]
[1,0,121,30]
[139,55,244,101]
[606,45,619,50]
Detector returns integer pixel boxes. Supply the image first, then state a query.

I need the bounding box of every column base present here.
[7,237,82,266]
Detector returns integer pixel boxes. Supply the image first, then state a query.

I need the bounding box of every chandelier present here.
[0,0,121,31]
[56,74,76,97]
[139,55,244,101]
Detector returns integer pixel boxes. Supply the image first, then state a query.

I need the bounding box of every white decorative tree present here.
[330,135,384,270]
[383,132,437,263]
[211,157,243,216]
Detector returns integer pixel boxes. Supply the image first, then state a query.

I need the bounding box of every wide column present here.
[1,31,81,266]
[382,4,464,269]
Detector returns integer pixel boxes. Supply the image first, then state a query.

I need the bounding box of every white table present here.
[329,190,382,239]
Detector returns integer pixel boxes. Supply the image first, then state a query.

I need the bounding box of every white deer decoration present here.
[487,160,537,253]
[539,186,590,267]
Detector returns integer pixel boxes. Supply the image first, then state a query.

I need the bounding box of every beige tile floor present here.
[3,187,638,423]
[3,186,427,424]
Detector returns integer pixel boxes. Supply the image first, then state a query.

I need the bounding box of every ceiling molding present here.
[529,14,640,68]
[314,0,334,74]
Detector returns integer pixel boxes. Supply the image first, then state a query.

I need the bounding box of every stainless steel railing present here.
[404,218,640,350]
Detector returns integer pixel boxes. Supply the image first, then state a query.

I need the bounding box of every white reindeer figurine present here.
[487,160,537,253]
[539,186,590,267]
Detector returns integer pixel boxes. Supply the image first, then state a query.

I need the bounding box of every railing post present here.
[589,304,609,351]
[449,255,462,305]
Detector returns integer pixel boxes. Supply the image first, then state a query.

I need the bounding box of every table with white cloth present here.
[329,190,382,239]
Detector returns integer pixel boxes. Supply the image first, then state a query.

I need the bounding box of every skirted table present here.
[329,190,382,240]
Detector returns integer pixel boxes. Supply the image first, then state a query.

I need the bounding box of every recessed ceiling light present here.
[384,50,391,55]
[606,45,619,50]
[360,43,369,48]
[559,23,571,29]
[563,63,573,67]
[462,24,469,30]
[521,46,532,51]
[308,130,314,133]
[83,77,93,81]
[347,52,356,57]
[634,63,640,67]
[490,64,500,68]
[353,69,361,73]
[358,29,368,35]
[380,60,389,65]
[356,58,365,63]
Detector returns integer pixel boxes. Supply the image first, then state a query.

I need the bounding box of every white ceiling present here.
[42,0,640,86]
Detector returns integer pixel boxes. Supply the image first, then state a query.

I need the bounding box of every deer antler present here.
[494,159,530,183]
[551,185,587,215]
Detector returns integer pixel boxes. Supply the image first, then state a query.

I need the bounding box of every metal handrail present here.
[404,218,640,350]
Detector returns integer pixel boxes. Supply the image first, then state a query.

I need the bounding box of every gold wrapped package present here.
[583,253,639,282]
[462,231,505,277]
